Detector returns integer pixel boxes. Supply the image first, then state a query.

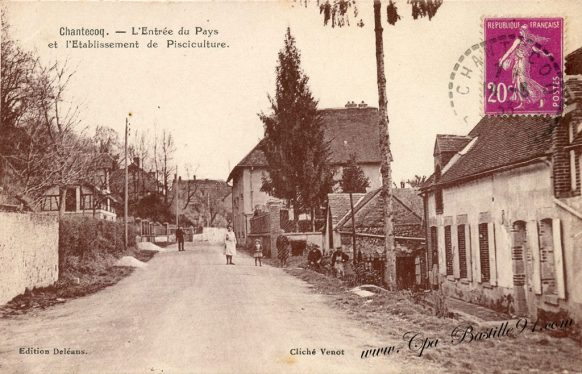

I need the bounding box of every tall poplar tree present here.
[260,27,335,231]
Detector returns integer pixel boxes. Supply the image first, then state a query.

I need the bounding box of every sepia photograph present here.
[1,0,582,373]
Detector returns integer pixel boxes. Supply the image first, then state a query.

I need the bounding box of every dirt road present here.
[0,243,432,374]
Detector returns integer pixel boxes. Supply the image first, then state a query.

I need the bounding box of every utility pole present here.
[124,114,130,250]
[175,165,179,227]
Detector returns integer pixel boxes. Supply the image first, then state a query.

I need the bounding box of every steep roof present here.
[227,107,381,181]
[327,193,366,228]
[336,188,424,238]
[434,134,472,156]
[566,47,582,75]
[435,116,554,185]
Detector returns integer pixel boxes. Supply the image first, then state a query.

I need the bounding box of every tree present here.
[158,129,176,203]
[406,174,427,188]
[1,15,92,212]
[340,153,370,193]
[340,152,370,264]
[260,27,335,231]
[304,0,443,290]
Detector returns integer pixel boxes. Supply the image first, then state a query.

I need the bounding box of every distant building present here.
[171,177,232,228]
[39,153,117,221]
[110,157,162,205]
[227,103,383,241]
[420,75,582,320]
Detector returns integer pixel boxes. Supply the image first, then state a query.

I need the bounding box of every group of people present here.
[221,227,350,276]
[223,225,264,266]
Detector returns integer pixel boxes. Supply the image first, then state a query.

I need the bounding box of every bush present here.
[59,217,136,274]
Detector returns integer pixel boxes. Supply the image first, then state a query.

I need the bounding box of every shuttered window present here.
[458,224,467,279]
[479,223,490,282]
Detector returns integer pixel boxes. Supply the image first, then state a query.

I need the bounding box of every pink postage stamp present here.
[484,17,564,115]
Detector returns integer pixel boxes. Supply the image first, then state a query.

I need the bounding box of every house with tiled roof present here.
[227,103,383,241]
[323,192,366,252]
[420,64,582,320]
[39,153,118,220]
[334,187,426,289]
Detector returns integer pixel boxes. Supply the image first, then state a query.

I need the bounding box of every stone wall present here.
[0,212,59,305]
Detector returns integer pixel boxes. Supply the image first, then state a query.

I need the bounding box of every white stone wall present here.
[0,212,59,305]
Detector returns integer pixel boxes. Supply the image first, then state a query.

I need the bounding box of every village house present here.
[227,103,383,241]
[39,153,117,221]
[420,71,582,320]
[323,192,366,252]
[171,177,232,228]
[333,187,426,289]
[110,157,162,205]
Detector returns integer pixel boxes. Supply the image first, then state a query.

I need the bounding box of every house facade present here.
[334,187,426,289]
[39,153,117,221]
[227,103,383,241]
[421,76,582,320]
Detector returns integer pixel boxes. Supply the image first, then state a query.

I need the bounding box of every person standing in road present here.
[253,239,263,267]
[224,225,237,265]
[176,226,185,252]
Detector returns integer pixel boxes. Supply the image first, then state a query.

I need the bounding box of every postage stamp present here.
[483,17,564,115]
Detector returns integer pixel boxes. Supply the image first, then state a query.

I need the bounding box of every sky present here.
[4,0,582,183]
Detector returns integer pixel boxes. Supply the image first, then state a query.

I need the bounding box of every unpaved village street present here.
[0,243,433,374]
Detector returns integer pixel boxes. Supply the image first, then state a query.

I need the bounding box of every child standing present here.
[253,239,263,267]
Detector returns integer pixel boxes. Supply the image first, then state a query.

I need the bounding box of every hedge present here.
[59,216,136,272]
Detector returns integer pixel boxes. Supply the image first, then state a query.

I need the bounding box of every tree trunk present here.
[350,192,357,265]
[374,0,396,290]
[310,207,315,232]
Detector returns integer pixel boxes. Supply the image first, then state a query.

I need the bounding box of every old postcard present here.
[1,0,582,373]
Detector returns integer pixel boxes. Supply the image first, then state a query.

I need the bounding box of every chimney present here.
[345,101,358,108]
[400,181,405,188]
[133,157,140,168]
[358,101,367,108]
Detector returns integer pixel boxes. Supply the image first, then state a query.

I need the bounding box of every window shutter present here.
[488,223,497,286]
[552,218,566,299]
[530,221,542,294]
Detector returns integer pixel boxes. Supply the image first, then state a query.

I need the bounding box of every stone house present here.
[334,187,426,289]
[39,153,117,221]
[227,103,383,241]
[420,74,582,320]
[323,193,366,252]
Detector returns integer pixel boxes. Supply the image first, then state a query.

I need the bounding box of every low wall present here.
[286,232,323,248]
[0,212,59,305]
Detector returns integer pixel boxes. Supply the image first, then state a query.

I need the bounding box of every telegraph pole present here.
[175,165,179,226]
[124,114,130,250]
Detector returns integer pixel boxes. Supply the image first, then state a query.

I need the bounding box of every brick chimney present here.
[133,157,140,168]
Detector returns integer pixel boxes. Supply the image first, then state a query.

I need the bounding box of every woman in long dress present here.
[224,225,237,265]
[498,24,552,109]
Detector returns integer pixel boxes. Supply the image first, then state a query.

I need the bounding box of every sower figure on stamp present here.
[498,24,552,109]
[224,225,237,265]
[253,239,263,267]
[176,226,185,252]
[276,233,289,268]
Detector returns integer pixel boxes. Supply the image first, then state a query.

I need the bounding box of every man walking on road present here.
[176,226,185,251]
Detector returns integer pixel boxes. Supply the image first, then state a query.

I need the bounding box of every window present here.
[430,226,438,269]
[538,219,557,295]
[458,224,468,279]
[479,223,490,282]
[435,189,444,214]
[444,226,453,276]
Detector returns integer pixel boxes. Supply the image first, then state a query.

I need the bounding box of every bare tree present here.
[158,129,176,203]
[1,16,92,212]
